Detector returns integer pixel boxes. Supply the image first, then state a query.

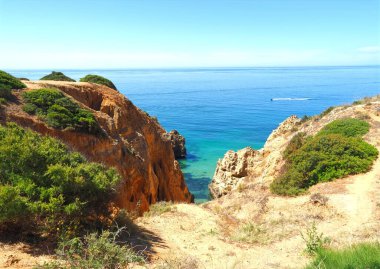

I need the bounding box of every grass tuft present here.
[144,201,176,217]
[305,242,380,269]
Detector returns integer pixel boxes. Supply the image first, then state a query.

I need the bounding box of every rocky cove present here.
[1,72,380,268]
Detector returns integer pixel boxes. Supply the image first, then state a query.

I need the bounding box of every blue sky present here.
[1,0,379,68]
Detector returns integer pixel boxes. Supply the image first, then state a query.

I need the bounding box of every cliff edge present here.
[0,80,193,212]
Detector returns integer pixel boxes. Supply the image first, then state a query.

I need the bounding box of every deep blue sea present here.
[7,66,380,202]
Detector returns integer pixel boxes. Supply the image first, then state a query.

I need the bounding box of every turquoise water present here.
[8,66,380,202]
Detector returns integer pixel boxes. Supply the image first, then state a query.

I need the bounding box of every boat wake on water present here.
[270,97,312,101]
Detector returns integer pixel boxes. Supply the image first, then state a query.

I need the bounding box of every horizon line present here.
[3,64,380,71]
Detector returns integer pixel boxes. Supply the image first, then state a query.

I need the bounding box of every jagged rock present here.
[1,80,193,212]
[209,147,256,198]
[210,98,380,199]
[209,116,301,198]
[163,130,186,159]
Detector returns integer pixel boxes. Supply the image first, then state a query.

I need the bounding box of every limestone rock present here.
[209,116,301,198]
[163,130,187,159]
[209,147,256,198]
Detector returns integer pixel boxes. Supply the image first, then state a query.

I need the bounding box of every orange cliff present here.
[0,80,193,212]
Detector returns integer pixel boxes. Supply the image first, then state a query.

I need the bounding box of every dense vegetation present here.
[0,123,120,236]
[0,70,26,99]
[40,71,76,82]
[80,74,117,91]
[22,88,101,134]
[270,118,378,195]
[306,242,380,269]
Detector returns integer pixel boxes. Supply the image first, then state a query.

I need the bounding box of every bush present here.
[0,98,6,105]
[38,230,144,269]
[0,70,26,99]
[320,106,335,117]
[22,88,101,134]
[305,242,380,269]
[0,123,120,236]
[283,132,307,159]
[271,119,378,196]
[40,71,76,82]
[80,74,117,91]
[318,118,370,138]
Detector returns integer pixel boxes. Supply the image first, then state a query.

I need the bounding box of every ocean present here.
[7,66,380,202]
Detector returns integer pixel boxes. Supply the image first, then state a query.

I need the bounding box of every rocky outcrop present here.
[209,116,301,198]
[0,80,193,212]
[163,130,186,159]
[210,97,380,198]
[209,147,256,198]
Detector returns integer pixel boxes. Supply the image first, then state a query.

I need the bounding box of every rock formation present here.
[0,80,193,212]
[209,116,301,198]
[210,98,380,198]
[163,129,187,159]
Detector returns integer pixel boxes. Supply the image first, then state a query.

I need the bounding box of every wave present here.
[270,97,312,101]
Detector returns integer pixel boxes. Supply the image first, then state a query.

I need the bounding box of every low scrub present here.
[0,70,26,99]
[271,118,378,195]
[144,201,176,217]
[38,230,144,269]
[0,123,120,236]
[40,71,76,82]
[232,222,267,244]
[318,118,370,137]
[320,106,335,118]
[306,242,380,269]
[80,74,117,91]
[22,88,101,134]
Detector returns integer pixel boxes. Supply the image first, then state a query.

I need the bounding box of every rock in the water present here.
[163,130,187,159]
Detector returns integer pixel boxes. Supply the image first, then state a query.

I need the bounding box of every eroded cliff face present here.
[0,80,193,212]
[209,99,380,198]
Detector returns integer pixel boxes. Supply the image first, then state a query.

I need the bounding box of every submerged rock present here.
[163,129,187,159]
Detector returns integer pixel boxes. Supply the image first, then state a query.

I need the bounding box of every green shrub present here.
[0,98,6,105]
[271,119,378,196]
[318,118,370,137]
[80,74,117,91]
[305,242,380,269]
[0,70,26,99]
[320,106,335,118]
[300,115,311,123]
[0,123,120,236]
[283,132,307,159]
[40,71,75,82]
[22,88,101,134]
[38,230,144,269]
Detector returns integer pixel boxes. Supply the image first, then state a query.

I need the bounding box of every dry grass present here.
[144,201,177,217]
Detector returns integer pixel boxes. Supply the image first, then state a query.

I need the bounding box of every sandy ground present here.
[133,155,380,269]
[131,109,380,269]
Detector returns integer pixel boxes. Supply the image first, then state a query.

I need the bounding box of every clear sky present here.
[1,0,379,68]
